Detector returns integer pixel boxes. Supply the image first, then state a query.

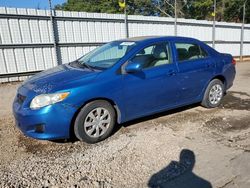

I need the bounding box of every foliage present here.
[55,0,157,15]
[55,0,250,23]
[223,0,250,23]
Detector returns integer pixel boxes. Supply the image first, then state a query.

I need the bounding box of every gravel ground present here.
[0,62,250,188]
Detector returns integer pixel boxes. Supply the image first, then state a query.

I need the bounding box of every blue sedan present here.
[13,36,236,143]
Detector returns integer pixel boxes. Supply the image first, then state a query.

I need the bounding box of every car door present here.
[122,42,179,121]
[174,42,215,103]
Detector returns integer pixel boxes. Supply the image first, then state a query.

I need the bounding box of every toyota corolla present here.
[13,36,236,143]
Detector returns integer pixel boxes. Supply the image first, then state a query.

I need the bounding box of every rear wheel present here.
[74,100,116,143]
[201,79,224,108]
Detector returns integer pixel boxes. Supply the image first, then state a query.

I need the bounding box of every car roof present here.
[116,36,200,43]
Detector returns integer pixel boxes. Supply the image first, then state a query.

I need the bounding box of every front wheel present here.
[201,79,224,108]
[74,100,116,143]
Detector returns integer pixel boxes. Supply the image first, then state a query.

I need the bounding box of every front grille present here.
[17,93,26,104]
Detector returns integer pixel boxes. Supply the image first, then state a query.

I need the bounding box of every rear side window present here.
[175,43,208,62]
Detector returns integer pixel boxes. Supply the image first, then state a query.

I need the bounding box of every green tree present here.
[167,0,215,21]
[55,0,250,23]
[223,0,250,23]
[185,0,250,23]
[55,0,157,16]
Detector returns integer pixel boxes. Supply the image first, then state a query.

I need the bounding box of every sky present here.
[0,0,66,9]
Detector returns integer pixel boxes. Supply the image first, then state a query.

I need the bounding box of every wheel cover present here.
[208,84,223,105]
[84,107,111,138]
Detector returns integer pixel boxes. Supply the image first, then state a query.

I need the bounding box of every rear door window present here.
[175,43,208,62]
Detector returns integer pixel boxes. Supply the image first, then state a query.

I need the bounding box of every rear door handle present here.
[167,70,176,76]
[206,64,216,68]
[206,62,215,68]
[206,63,213,67]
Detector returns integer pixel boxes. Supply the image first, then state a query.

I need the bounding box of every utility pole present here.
[240,1,247,61]
[212,0,216,48]
[124,0,129,38]
[221,0,225,20]
[119,0,128,38]
[174,0,177,36]
[48,0,59,65]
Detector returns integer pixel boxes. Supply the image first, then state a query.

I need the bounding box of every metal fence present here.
[0,7,250,82]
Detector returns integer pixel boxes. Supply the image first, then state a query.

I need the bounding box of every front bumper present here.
[12,86,77,140]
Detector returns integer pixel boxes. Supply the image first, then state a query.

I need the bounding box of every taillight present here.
[232,58,236,65]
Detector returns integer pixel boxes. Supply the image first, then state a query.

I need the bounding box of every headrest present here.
[177,48,188,61]
[188,46,200,56]
[138,49,146,55]
[152,44,167,59]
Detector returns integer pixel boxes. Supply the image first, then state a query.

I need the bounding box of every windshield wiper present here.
[76,60,95,72]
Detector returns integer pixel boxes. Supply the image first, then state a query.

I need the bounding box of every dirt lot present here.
[0,62,250,188]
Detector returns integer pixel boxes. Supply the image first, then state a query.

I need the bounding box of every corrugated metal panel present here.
[60,47,69,64]
[244,29,250,41]
[38,20,51,43]
[215,44,240,56]
[19,19,32,43]
[0,49,7,74]
[43,48,54,69]
[3,49,16,73]
[216,27,241,41]
[9,19,22,43]
[243,44,250,56]
[24,48,36,71]
[29,19,42,43]
[33,48,45,70]
[14,48,26,72]
[0,19,12,43]
[80,21,89,42]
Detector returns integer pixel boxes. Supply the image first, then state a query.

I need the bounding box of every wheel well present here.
[212,75,226,87]
[69,98,120,139]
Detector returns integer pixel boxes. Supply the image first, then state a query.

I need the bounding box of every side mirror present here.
[125,61,142,73]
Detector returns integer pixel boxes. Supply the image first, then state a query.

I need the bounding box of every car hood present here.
[22,64,99,94]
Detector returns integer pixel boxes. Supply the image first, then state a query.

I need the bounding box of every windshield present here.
[78,41,136,69]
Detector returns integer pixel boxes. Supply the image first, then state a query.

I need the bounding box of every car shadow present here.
[56,90,250,143]
[148,149,212,188]
[52,103,200,143]
[117,91,250,132]
[112,103,200,134]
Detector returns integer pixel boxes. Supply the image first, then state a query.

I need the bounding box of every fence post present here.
[48,0,60,65]
[240,2,246,61]
[174,0,177,36]
[212,0,216,48]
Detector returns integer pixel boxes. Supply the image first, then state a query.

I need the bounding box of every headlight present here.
[30,92,70,109]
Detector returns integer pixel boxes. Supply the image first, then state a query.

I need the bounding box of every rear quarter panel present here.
[214,53,236,90]
[194,41,236,91]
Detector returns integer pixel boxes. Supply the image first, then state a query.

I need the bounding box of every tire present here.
[74,100,116,143]
[201,79,224,108]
